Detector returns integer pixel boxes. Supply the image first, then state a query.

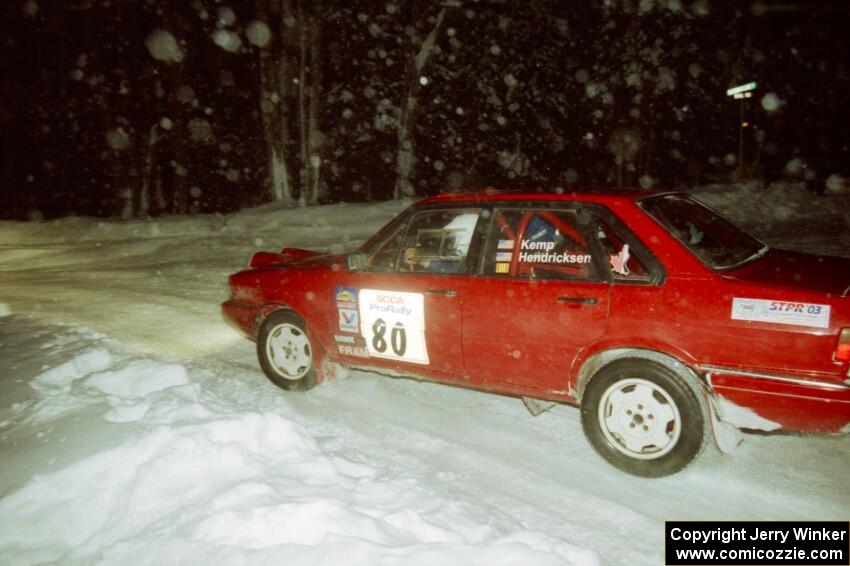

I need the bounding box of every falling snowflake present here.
[212,30,242,53]
[145,30,184,63]
[105,128,131,150]
[761,93,782,112]
[246,21,272,47]
[217,7,236,26]
[22,0,38,17]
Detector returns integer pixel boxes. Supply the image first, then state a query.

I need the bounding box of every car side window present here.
[400,210,480,274]
[595,218,652,283]
[367,223,406,271]
[368,209,480,274]
[482,208,598,281]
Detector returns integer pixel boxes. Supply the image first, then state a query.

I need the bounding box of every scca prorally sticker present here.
[338,308,359,333]
[358,289,429,365]
[731,298,831,329]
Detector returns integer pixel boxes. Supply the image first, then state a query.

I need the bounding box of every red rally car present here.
[222,190,850,477]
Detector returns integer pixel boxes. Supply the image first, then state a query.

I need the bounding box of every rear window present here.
[639,194,766,270]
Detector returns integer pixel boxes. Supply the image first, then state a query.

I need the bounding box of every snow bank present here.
[0,329,599,566]
[0,199,407,245]
[693,181,850,237]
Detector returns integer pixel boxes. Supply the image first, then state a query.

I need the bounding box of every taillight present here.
[836,328,850,362]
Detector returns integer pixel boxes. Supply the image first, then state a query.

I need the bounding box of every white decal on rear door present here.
[359,289,429,365]
[731,297,831,329]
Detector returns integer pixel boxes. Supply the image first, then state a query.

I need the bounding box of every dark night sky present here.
[1,0,849,220]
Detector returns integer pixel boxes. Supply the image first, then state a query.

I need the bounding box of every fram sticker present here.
[335,286,357,309]
[338,308,359,333]
[498,240,514,250]
[496,252,513,262]
[731,298,831,329]
[337,344,370,358]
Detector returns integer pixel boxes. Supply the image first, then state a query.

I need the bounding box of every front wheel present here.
[257,311,317,391]
[581,358,705,477]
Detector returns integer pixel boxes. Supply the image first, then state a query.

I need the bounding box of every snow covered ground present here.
[1,183,848,565]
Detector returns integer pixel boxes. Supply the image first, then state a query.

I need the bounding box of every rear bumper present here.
[221,300,258,339]
[703,366,850,433]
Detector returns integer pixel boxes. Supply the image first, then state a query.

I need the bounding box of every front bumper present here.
[221,300,258,339]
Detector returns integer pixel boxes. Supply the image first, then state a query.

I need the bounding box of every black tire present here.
[256,310,318,391]
[580,358,705,477]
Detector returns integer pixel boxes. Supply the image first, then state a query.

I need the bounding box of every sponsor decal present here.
[517,239,591,265]
[731,297,831,329]
[358,289,429,364]
[521,239,555,251]
[337,344,370,358]
[497,239,515,250]
[334,334,366,346]
[495,262,510,274]
[609,244,630,276]
[335,286,357,309]
[338,308,359,333]
[495,252,513,262]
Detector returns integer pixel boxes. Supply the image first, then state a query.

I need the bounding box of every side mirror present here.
[345,252,368,272]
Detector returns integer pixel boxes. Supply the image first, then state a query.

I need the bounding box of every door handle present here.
[425,289,457,297]
[557,296,597,305]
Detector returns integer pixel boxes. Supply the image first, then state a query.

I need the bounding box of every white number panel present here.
[358,289,429,365]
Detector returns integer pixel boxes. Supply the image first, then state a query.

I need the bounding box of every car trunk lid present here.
[721,248,850,297]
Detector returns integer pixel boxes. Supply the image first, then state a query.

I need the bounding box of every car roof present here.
[415,187,668,206]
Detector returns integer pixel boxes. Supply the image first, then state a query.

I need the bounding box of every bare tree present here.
[393,2,452,199]
[255,0,294,203]
[297,0,324,206]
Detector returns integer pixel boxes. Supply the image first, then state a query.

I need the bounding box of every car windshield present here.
[639,193,767,270]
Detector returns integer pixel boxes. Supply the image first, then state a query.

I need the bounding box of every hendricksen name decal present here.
[518,239,590,264]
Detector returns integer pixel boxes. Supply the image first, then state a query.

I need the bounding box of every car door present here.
[335,207,483,382]
[462,205,611,394]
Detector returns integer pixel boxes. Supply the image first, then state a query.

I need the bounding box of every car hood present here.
[249,247,340,269]
[721,248,850,297]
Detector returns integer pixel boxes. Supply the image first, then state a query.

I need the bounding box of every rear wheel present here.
[257,311,317,391]
[581,358,705,477]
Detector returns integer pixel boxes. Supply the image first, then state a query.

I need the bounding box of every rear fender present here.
[575,347,735,453]
[574,346,701,401]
